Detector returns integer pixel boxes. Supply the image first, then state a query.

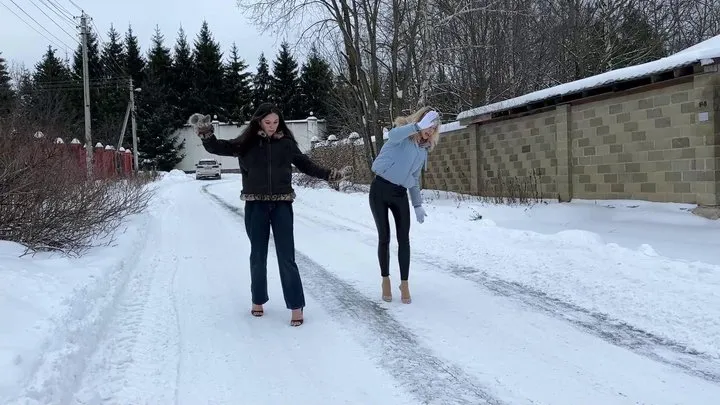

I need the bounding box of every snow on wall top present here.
[440,121,467,133]
[457,35,720,122]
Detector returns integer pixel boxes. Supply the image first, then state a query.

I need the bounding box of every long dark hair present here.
[231,102,296,154]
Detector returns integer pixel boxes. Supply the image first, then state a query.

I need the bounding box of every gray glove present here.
[329,165,353,181]
[188,113,214,139]
[414,205,427,223]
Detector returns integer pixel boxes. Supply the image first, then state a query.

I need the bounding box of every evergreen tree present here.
[72,30,103,81]
[30,47,78,138]
[252,53,272,111]
[124,25,145,87]
[223,42,253,123]
[13,66,33,120]
[101,25,126,78]
[136,27,184,170]
[35,47,72,83]
[98,25,129,146]
[171,26,195,126]
[298,46,334,119]
[145,26,173,85]
[616,7,666,68]
[192,21,225,120]
[0,52,14,117]
[270,42,301,119]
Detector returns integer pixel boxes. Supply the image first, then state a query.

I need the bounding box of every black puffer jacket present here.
[201,131,332,199]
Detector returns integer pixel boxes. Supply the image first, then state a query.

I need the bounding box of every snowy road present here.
[12,175,718,404]
[69,178,419,405]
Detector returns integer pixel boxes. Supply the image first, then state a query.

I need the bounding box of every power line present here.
[26,83,135,92]
[27,0,80,44]
[33,77,130,86]
[66,0,82,12]
[37,0,74,23]
[0,0,70,53]
[3,0,75,52]
[46,0,74,18]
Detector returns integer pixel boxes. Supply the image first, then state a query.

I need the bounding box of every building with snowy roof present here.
[436,35,720,208]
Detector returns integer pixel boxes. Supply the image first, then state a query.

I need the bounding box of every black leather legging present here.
[369,175,411,280]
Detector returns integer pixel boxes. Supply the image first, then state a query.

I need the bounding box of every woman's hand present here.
[329,165,353,181]
[414,205,427,223]
[416,110,440,131]
[188,113,214,139]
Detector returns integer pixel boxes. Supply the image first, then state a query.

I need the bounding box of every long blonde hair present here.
[394,106,441,152]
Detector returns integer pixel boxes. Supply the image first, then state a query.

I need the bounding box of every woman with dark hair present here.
[188,103,350,326]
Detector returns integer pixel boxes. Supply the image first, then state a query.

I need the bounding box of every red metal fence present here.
[62,139,135,178]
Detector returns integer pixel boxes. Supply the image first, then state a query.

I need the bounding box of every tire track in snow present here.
[289,194,720,383]
[203,185,507,405]
[71,192,182,405]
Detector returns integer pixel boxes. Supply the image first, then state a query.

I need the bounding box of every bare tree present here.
[238,0,391,167]
[236,0,719,162]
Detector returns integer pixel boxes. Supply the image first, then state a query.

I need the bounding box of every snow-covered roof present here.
[457,35,720,122]
[440,121,466,133]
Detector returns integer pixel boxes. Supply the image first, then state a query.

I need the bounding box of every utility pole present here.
[129,78,138,170]
[80,12,93,178]
[117,101,131,150]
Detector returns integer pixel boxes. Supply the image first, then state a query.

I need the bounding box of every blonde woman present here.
[369,106,441,304]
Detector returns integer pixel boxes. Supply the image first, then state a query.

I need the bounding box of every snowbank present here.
[0,181,163,403]
[161,169,191,182]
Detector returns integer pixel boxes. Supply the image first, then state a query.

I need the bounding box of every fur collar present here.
[258,130,284,139]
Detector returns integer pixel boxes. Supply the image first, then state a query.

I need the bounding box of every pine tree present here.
[125,25,145,87]
[98,25,129,146]
[31,47,78,138]
[145,27,173,85]
[0,52,14,117]
[171,26,195,126]
[136,27,184,170]
[73,30,103,81]
[101,25,126,78]
[298,46,334,119]
[192,21,225,120]
[223,43,253,123]
[13,67,33,119]
[270,42,301,119]
[252,53,272,112]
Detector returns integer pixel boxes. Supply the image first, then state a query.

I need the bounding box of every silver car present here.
[195,158,222,180]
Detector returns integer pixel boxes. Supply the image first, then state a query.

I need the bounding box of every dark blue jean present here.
[244,201,305,310]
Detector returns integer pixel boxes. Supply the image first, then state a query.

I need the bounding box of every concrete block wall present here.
[301,70,719,207]
[424,126,477,195]
[477,109,559,198]
[452,70,719,206]
[569,77,718,204]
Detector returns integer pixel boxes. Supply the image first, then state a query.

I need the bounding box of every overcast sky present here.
[1,0,297,73]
